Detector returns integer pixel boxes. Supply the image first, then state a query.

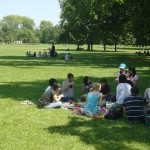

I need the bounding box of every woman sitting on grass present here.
[80,76,93,102]
[37,84,64,109]
[128,66,139,86]
[73,82,103,118]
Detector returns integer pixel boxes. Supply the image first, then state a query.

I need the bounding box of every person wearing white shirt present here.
[110,74,131,110]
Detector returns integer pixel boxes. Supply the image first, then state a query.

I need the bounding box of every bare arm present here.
[99,93,103,108]
[53,94,64,102]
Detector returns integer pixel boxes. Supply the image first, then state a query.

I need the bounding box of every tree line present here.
[0,15,61,44]
[0,0,150,51]
[58,0,150,51]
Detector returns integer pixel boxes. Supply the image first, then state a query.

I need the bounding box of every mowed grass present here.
[0,44,150,150]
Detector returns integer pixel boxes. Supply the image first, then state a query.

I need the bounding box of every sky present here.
[0,0,61,27]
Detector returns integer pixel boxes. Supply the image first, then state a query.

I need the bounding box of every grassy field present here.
[0,44,150,150]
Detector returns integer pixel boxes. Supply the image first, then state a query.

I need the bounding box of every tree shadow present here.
[47,116,149,150]
[0,52,149,69]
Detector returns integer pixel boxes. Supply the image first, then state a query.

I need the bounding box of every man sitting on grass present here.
[123,87,145,123]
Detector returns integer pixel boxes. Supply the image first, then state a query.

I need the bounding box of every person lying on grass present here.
[37,84,64,109]
[73,82,103,118]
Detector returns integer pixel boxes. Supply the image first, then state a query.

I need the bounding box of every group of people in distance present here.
[135,50,150,56]
[37,63,150,125]
[26,44,57,58]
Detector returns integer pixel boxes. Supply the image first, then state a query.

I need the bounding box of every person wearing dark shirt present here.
[123,87,144,123]
[100,78,110,107]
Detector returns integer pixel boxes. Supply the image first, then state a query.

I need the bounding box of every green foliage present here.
[0,15,62,44]
[59,0,150,49]
[0,44,150,150]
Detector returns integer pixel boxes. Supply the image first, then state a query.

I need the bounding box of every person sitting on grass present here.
[143,83,150,115]
[45,78,58,92]
[37,84,64,109]
[115,63,129,83]
[61,73,78,104]
[109,74,131,110]
[99,78,110,107]
[123,87,145,123]
[128,66,139,86]
[73,82,103,118]
[65,53,73,61]
[80,76,93,102]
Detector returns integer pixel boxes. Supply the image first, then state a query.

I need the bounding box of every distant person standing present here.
[50,43,57,57]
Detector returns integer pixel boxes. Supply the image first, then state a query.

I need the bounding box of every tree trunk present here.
[90,43,93,51]
[114,37,117,52]
[103,44,106,56]
[87,43,90,51]
[76,44,80,50]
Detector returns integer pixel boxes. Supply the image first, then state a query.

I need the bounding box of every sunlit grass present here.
[0,44,150,150]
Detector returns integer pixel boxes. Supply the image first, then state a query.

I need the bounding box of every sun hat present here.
[119,63,126,69]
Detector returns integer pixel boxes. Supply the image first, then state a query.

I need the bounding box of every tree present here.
[39,21,54,44]
[0,15,35,43]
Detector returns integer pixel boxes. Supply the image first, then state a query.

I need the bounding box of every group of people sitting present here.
[26,44,57,58]
[37,64,150,126]
[135,50,150,56]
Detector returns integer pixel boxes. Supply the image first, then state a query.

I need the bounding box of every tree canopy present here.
[59,0,150,50]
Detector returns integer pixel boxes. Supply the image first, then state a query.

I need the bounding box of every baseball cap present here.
[119,63,126,69]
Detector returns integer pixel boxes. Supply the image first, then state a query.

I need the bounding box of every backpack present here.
[104,108,123,120]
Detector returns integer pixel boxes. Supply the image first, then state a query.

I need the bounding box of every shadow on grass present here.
[0,74,149,103]
[47,116,150,150]
[0,52,150,69]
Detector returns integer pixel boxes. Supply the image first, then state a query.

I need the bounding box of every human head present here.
[119,63,126,74]
[119,63,126,69]
[119,74,127,83]
[83,76,90,85]
[49,78,57,86]
[100,78,107,86]
[67,73,74,82]
[93,82,101,91]
[131,87,139,96]
[52,84,59,91]
[129,66,136,76]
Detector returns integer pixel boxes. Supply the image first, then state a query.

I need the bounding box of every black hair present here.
[49,78,57,86]
[129,66,136,77]
[119,74,127,83]
[131,87,139,96]
[100,78,107,84]
[67,73,74,78]
[83,76,89,85]
[126,80,133,87]
[52,84,59,91]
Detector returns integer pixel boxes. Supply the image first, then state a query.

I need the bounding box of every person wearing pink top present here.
[128,66,139,86]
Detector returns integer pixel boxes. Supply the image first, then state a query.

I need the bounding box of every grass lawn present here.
[0,44,150,150]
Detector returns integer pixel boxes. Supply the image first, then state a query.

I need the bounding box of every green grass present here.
[0,44,150,150]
